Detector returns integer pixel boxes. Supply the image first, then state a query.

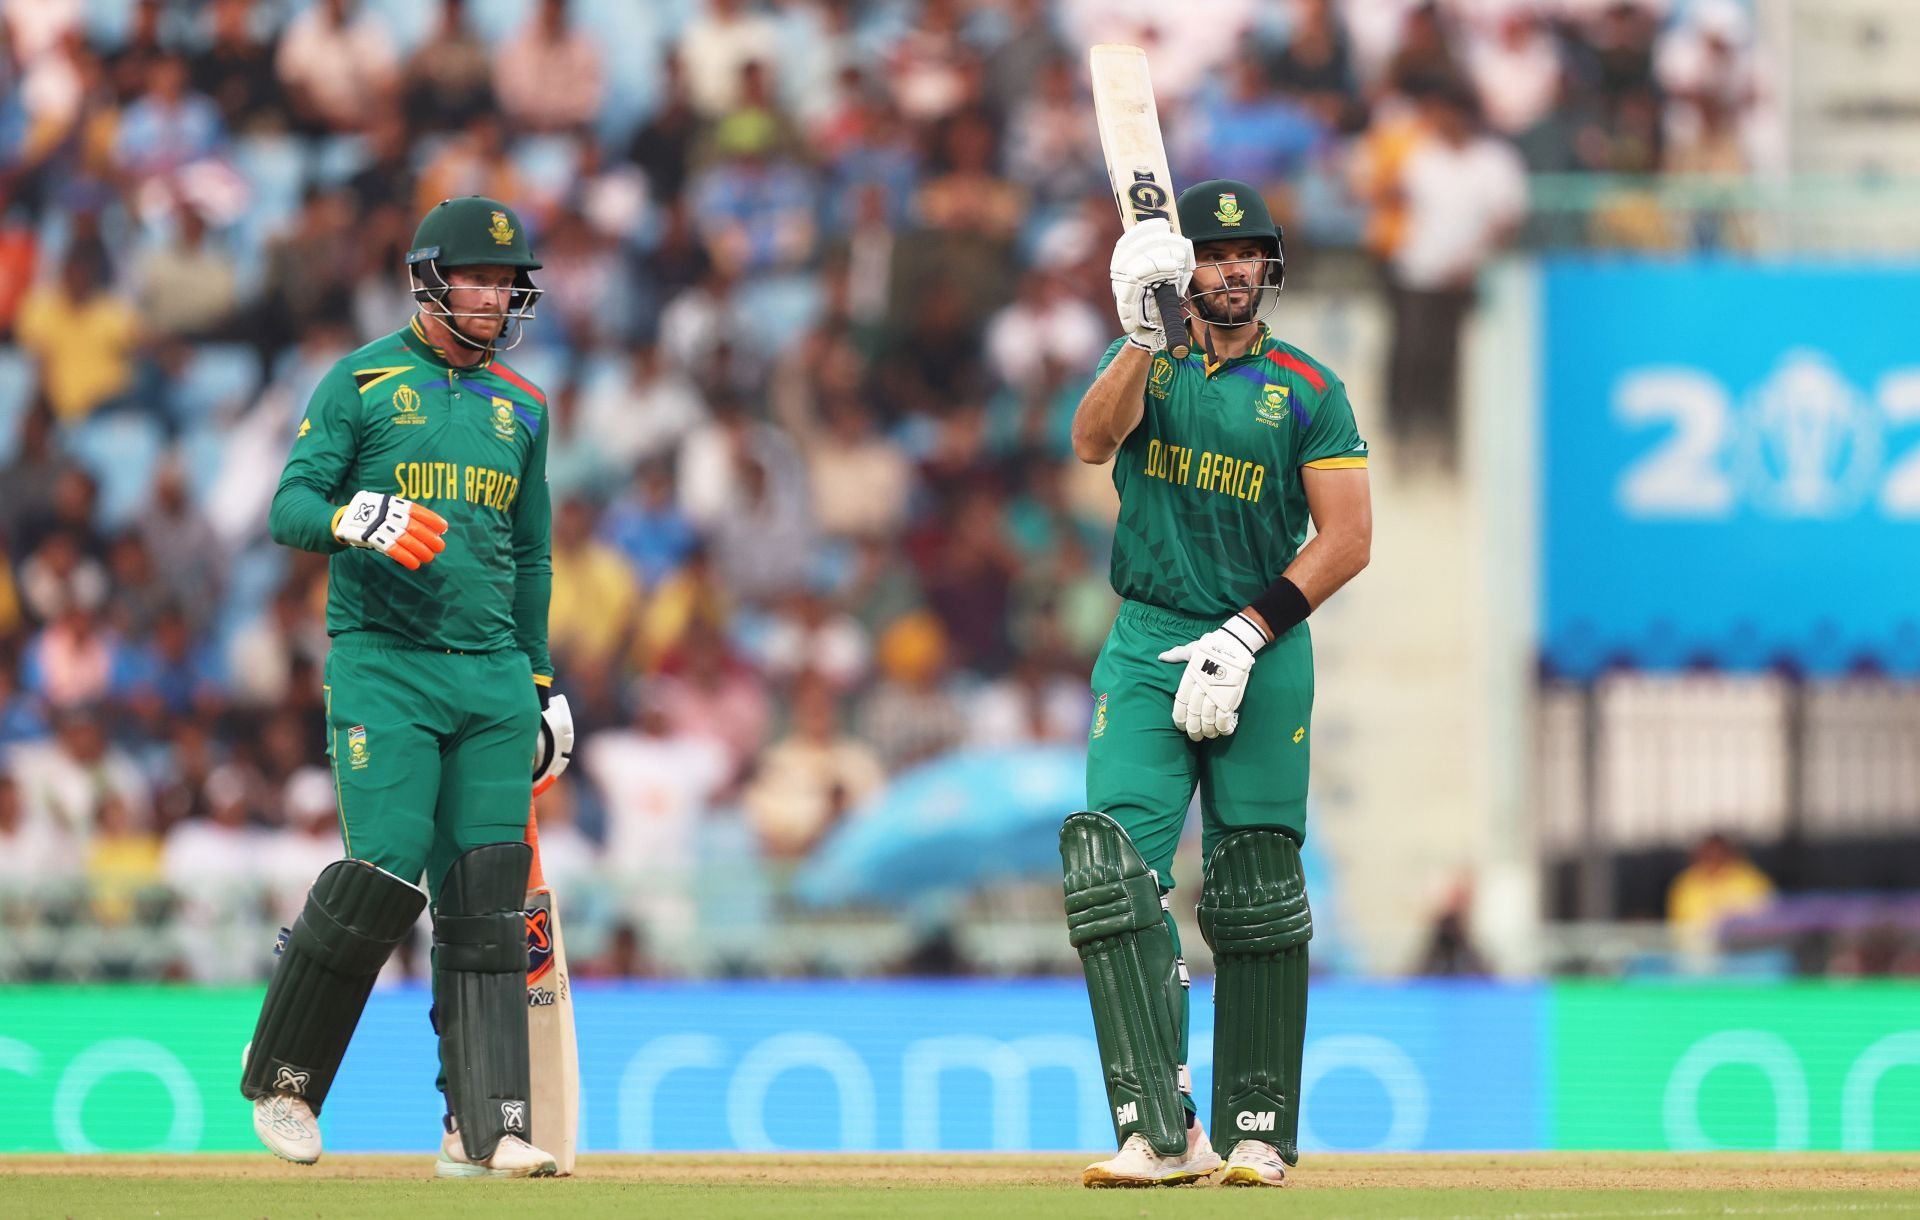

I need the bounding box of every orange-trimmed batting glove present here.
[333,491,448,570]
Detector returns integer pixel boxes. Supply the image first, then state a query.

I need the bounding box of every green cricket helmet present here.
[1177,179,1285,328]
[405,196,543,351]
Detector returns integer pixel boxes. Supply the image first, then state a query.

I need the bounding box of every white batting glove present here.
[532,688,574,796]
[1157,613,1267,741]
[1110,218,1195,351]
[333,490,448,570]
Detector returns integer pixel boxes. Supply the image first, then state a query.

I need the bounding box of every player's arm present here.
[514,406,573,794]
[1071,342,1152,463]
[269,367,447,568]
[1073,219,1196,464]
[1246,465,1372,636]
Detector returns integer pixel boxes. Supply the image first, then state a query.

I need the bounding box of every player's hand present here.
[531,687,574,796]
[1157,614,1267,741]
[1110,218,1194,351]
[333,491,448,570]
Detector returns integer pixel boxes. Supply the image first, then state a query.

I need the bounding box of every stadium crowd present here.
[0,0,1768,979]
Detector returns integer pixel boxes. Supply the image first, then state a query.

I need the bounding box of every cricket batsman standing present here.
[240,196,575,1178]
[1065,180,1371,1188]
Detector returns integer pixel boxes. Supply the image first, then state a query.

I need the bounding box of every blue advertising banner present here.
[317,980,1542,1153]
[1540,260,1920,675]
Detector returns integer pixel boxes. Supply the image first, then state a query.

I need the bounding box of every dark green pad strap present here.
[1198,829,1312,1163]
[1061,811,1189,1157]
[435,841,534,1163]
[240,859,425,1113]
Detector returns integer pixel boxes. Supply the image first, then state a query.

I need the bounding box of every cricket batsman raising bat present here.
[1067,62,1374,1184]
[238,196,574,1179]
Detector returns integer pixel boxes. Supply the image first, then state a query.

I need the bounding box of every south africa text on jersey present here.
[393,460,523,513]
[1142,438,1266,503]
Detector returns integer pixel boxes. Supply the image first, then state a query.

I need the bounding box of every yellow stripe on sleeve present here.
[1305,456,1369,470]
[532,673,553,688]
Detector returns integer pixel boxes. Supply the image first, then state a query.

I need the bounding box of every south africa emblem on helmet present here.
[391,383,425,424]
[1148,355,1175,399]
[1214,192,1244,227]
[488,210,515,246]
[1257,382,1290,427]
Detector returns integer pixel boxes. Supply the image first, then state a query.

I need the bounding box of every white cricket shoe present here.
[436,1124,559,1179]
[1081,1121,1221,1188]
[1220,1137,1289,1187]
[253,1093,322,1164]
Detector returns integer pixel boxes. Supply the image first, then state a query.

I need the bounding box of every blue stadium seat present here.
[0,351,36,466]
[465,0,534,46]
[577,0,669,142]
[231,135,308,255]
[175,428,229,511]
[311,135,371,188]
[512,134,583,200]
[65,412,166,529]
[740,273,824,356]
[83,0,139,48]
[170,345,261,428]
[361,0,437,54]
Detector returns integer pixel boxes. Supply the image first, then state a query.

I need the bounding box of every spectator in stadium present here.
[85,790,162,927]
[744,672,884,859]
[111,55,222,186]
[1265,0,1361,132]
[21,593,119,710]
[1385,80,1527,467]
[14,248,142,423]
[759,588,871,692]
[857,610,967,770]
[1466,5,1562,141]
[688,100,818,275]
[600,460,699,591]
[17,528,107,625]
[548,498,642,676]
[191,0,286,135]
[403,0,493,134]
[132,205,238,341]
[0,771,74,891]
[627,52,699,205]
[495,0,603,135]
[136,458,224,626]
[796,396,915,542]
[8,703,150,841]
[679,0,782,120]
[1667,833,1775,946]
[274,0,397,134]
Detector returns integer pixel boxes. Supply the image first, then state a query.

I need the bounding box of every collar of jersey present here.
[403,315,493,372]
[1195,322,1273,378]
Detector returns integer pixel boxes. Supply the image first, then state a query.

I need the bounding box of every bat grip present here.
[526,800,547,889]
[1154,281,1188,359]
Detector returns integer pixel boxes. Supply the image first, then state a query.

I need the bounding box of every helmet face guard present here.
[404,196,542,355]
[1187,243,1286,330]
[406,250,542,354]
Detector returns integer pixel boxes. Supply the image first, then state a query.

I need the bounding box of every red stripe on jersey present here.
[489,360,546,405]
[1265,350,1326,393]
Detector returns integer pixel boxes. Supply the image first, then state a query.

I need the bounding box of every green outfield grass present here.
[5,1153,1919,1219]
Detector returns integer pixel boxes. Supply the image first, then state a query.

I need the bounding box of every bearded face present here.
[1188,238,1283,328]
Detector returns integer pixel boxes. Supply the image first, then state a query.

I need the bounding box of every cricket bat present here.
[1089,43,1189,359]
[525,803,579,1174]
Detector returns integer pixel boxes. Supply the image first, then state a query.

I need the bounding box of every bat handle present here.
[1154,281,1188,359]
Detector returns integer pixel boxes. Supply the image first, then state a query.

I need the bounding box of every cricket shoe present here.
[1081,1122,1221,1188]
[1219,1137,1289,1187]
[436,1121,558,1179]
[253,1093,322,1164]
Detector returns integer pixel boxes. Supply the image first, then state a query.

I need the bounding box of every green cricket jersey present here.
[268,318,553,679]
[1094,325,1367,620]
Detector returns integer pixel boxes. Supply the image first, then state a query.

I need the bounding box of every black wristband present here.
[1250,576,1312,639]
